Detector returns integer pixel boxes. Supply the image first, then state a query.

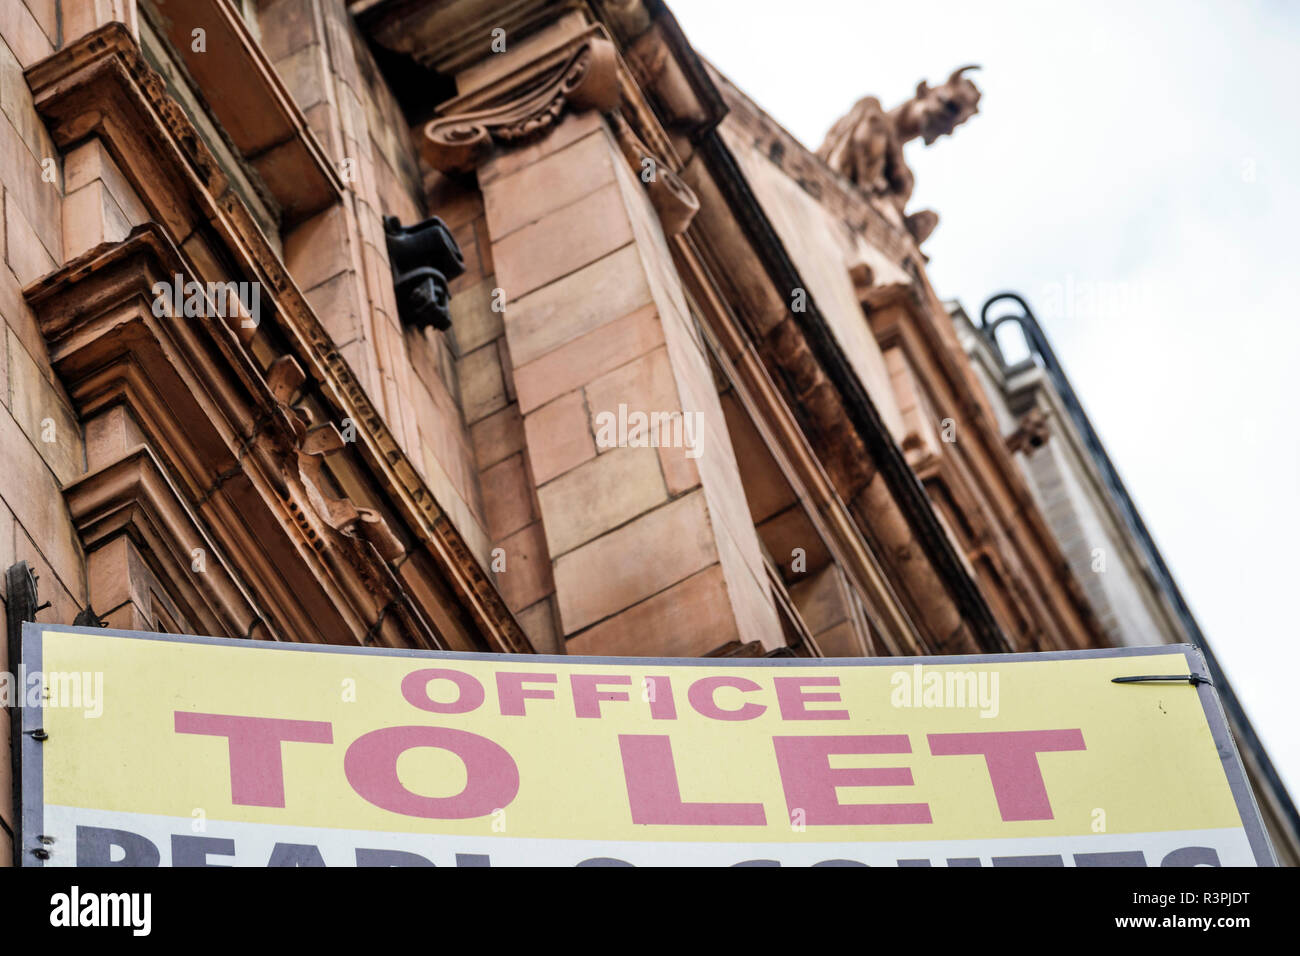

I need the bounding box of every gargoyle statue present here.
[1005,407,1052,457]
[817,65,981,244]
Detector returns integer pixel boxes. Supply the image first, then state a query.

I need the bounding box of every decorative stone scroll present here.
[608,112,699,236]
[422,29,621,173]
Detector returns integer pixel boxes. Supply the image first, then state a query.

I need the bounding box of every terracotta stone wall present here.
[259,0,492,567]
[422,168,564,653]
[0,0,790,859]
[720,123,909,444]
[789,564,872,657]
[0,0,493,856]
[474,110,783,656]
[0,0,86,864]
[3,3,175,855]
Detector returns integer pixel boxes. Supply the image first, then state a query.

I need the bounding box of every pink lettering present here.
[927,729,1086,821]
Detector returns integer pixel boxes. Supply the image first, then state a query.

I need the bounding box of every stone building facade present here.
[0,0,1293,863]
[954,295,1300,864]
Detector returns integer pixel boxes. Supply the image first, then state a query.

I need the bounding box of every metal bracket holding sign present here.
[17,623,1277,867]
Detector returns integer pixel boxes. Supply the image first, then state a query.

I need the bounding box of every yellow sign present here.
[18,625,1275,866]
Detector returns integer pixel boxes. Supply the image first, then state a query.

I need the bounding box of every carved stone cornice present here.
[27,23,230,248]
[421,26,621,173]
[25,23,534,655]
[27,226,417,647]
[361,0,570,74]
[865,286,1106,650]
[64,445,266,640]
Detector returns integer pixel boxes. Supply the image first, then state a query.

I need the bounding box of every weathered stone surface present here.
[448,277,505,354]
[304,270,364,347]
[484,129,617,240]
[457,341,507,424]
[0,318,7,412]
[494,520,555,612]
[83,405,147,471]
[816,620,863,657]
[537,444,667,558]
[503,243,654,368]
[6,326,83,486]
[758,504,832,580]
[258,0,320,62]
[789,564,853,635]
[492,181,634,301]
[284,204,352,293]
[0,0,53,67]
[20,0,55,46]
[710,510,783,650]
[567,565,739,658]
[481,453,536,541]
[470,403,525,470]
[718,390,797,524]
[4,194,54,286]
[584,346,683,434]
[63,139,149,222]
[553,489,717,633]
[522,389,595,485]
[0,501,14,597]
[513,303,663,414]
[421,442,493,568]
[516,596,563,655]
[479,109,605,184]
[0,35,55,164]
[61,182,132,262]
[582,344,703,494]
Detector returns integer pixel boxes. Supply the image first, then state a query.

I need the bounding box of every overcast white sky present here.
[668,0,1300,799]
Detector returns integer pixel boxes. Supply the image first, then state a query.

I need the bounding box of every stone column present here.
[423,29,781,656]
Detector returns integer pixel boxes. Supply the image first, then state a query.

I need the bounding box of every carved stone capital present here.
[421,28,621,174]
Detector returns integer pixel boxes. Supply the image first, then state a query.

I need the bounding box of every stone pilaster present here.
[421,25,782,655]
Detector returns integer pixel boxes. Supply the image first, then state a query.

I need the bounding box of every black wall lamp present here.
[383,215,466,332]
